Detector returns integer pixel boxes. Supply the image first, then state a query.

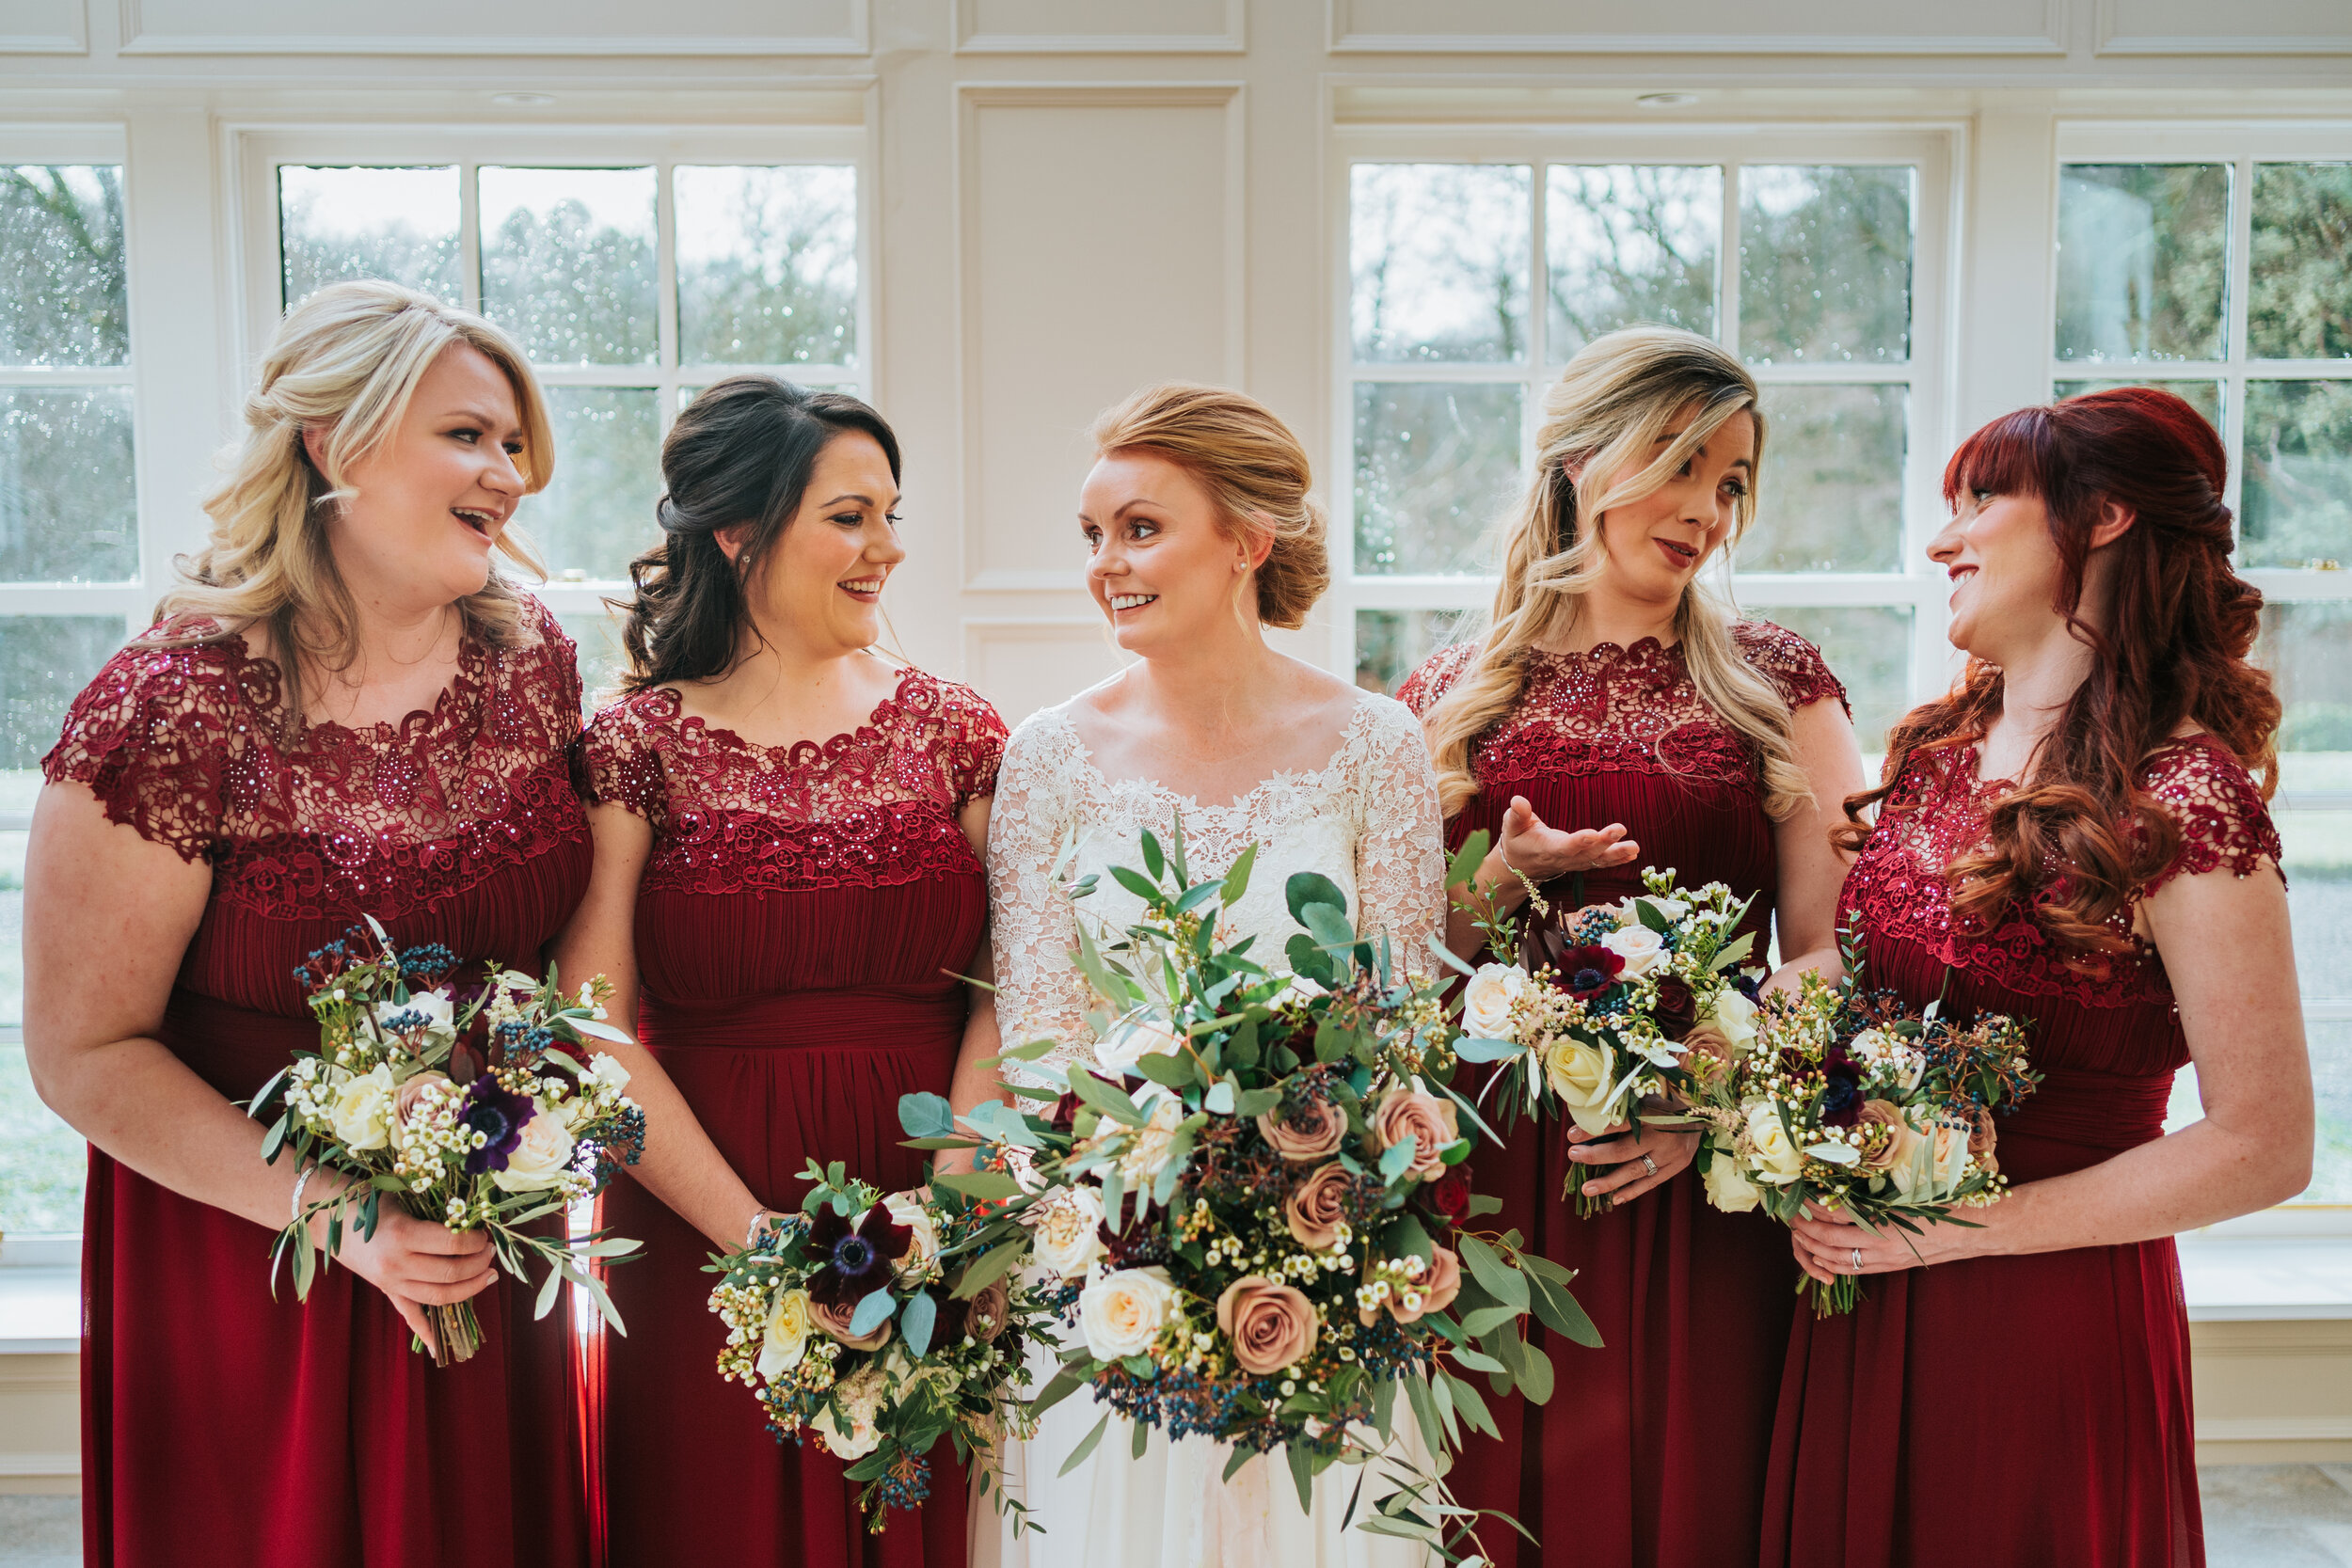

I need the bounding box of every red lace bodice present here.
[41,600,593,1027]
[1399,622,1848,945]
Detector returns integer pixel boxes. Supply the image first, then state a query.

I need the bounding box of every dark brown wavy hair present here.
[1836,387,2280,952]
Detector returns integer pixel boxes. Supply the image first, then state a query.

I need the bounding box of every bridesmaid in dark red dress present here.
[1397,326,1866,1568]
[1765,390,2312,1568]
[25,282,590,1567]
[552,377,1005,1568]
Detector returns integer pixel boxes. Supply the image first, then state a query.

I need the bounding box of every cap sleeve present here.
[1735,621,1851,717]
[40,634,253,863]
[927,676,1009,807]
[2139,737,2284,895]
[1395,640,1479,719]
[575,691,671,826]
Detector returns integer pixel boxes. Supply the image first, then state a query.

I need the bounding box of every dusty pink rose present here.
[1368,1245,1463,1327]
[1216,1276,1318,1376]
[1283,1162,1356,1251]
[966,1280,1010,1344]
[1968,1104,1998,1158]
[1256,1095,1346,1164]
[1366,1087,1459,1180]
[808,1295,893,1352]
[394,1071,454,1126]
[1854,1101,1906,1173]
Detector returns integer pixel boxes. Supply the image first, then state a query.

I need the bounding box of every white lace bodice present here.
[986,690,1448,1082]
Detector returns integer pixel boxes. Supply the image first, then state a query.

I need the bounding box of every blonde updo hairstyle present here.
[1420,325,1809,821]
[1089,382,1329,630]
[151,279,554,724]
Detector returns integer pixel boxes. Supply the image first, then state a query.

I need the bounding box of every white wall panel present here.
[118,0,866,55]
[963,619,1128,728]
[957,86,1244,593]
[1328,0,2065,55]
[0,0,83,53]
[2098,0,2352,53]
[956,0,1243,54]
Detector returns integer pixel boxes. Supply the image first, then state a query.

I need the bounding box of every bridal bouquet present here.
[706,1163,1051,1531]
[911,830,1593,1559]
[251,917,646,1365]
[1454,863,1761,1213]
[1689,939,2040,1314]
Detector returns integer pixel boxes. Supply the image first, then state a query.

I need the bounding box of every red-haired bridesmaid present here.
[1763,387,2312,1568]
[1399,325,1867,1568]
[26,282,590,1567]
[553,377,1005,1568]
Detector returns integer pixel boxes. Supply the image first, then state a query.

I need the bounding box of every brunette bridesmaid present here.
[25,281,591,1567]
[552,377,1006,1568]
[1395,326,1867,1568]
[1763,390,2311,1568]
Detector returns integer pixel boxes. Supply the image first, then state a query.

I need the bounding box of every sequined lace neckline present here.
[649,662,930,762]
[209,624,492,745]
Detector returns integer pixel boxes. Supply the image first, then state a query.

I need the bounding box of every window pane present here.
[1749,606,1912,752]
[2297,1019,2352,1202]
[2276,810,2352,1006]
[2054,378,2222,434]
[1738,166,1913,365]
[278,165,461,309]
[2055,165,2230,364]
[1354,609,1472,696]
[481,166,657,366]
[558,608,629,714]
[0,387,137,581]
[2265,603,2352,788]
[0,1039,82,1233]
[0,617,123,777]
[2251,162,2352,362]
[1546,165,1720,359]
[1739,383,1906,573]
[525,388,661,581]
[1351,164,1531,364]
[1354,382,1522,577]
[0,166,126,368]
[675,166,857,368]
[2242,380,2352,568]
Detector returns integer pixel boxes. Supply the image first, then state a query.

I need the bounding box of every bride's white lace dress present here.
[975,688,1448,1568]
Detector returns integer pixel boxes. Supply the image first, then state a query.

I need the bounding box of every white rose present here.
[1079,1265,1179,1361]
[1906,1118,1973,1198]
[1118,1095,1188,1186]
[1601,924,1666,979]
[811,1362,888,1459]
[1543,1037,1622,1137]
[327,1064,396,1151]
[1711,986,1759,1051]
[1647,895,1691,922]
[374,990,453,1033]
[756,1288,814,1380]
[588,1053,632,1094]
[492,1105,578,1193]
[1883,1115,1931,1198]
[1095,1018,1185,1076]
[1461,964,1527,1039]
[1029,1184,1106,1279]
[884,1191,943,1285]
[1744,1101,1805,1185]
[1703,1143,1764,1213]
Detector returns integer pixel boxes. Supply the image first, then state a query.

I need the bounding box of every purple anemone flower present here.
[1817,1050,1865,1129]
[806,1203,914,1309]
[460,1079,535,1174]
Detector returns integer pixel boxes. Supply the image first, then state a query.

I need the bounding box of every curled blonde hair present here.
[1421,325,1809,821]
[152,279,554,723]
[1089,382,1329,629]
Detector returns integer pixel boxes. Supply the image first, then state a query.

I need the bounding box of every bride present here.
[976,383,1611,1567]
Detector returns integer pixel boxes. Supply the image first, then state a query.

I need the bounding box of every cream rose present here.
[1118,1094,1188,1185]
[1929,1117,1973,1192]
[373,990,454,1034]
[1367,1087,1459,1180]
[1744,1101,1805,1185]
[1215,1276,1319,1375]
[327,1064,397,1152]
[1882,1115,1931,1197]
[1095,1018,1185,1076]
[1079,1266,1178,1361]
[1028,1184,1105,1280]
[809,1294,894,1352]
[493,1105,578,1194]
[756,1288,814,1379]
[811,1362,887,1459]
[1543,1037,1622,1137]
[1256,1095,1346,1164]
[1710,986,1759,1051]
[1461,964,1528,1039]
[1702,1147,1763,1212]
[587,1053,632,1093]
[1283,1161,1356,1251]
[884,1191,942,1285]
[1601,924,1666,978]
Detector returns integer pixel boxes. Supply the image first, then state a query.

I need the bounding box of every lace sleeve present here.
[985,714,1095,1078]
[576,695,669,826]
[2141,738,2285,895]
[1395,640,1477,720]
[1347,696,1450,974]
[40,635,246,863]
[1737,620,1851,716]
[926,677,1009,806]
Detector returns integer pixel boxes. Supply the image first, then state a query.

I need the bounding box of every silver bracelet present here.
[289,1163,316,1227]
[746,1210,777,1251]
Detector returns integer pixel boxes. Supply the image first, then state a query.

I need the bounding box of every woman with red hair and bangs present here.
[1761,387,2312,1568]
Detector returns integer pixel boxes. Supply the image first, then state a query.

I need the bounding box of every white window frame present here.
[230,123,875,615]
[1327,121,1963,715]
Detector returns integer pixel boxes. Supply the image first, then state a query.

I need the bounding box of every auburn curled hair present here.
[1837,387,2280,952]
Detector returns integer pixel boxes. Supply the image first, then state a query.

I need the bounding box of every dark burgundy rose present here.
[806,1202,915,1309]
[928,1287,973,1344]
[1422,1167,1470,1227]
[1049,1091,1083,1134]
[1650,975,1699,1039]
[458,1079,533,1173]
[1817,1050,1865,1129]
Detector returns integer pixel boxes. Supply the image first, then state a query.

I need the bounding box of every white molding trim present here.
[2094,0,2352,55]
[0,1451,77,1478]
[953,0,1245,55]
[1325,0,2068,57]
[116,0,872,56]
[0,13,85,55]
[2198,1417,2352,1442]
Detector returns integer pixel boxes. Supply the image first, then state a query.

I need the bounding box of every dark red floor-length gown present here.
[1762,735,2274,1568]
[579,665,1005,1568]
[42,602,594,1568]
[1398,624,1847,1568]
